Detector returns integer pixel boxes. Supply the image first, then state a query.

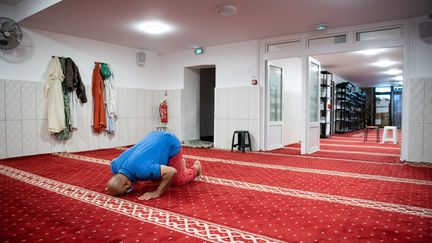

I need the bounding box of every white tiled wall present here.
[166,89,181,136]
[214,86,260,150]
[408,78,432,162]
[0,79,180,159]
[0,80,5,121]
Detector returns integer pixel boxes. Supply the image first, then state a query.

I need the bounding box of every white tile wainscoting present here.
[408,78,432,162]
[0,79,261,158]
[0,79,181,159]
[214,86,260,151]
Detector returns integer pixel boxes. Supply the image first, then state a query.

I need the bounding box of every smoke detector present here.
[216,5,238,16]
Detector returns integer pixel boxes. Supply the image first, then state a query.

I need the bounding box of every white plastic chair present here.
[381,126,398,144]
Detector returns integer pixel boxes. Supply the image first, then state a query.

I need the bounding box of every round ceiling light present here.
[216,5,238,16]
[136,21,172,35]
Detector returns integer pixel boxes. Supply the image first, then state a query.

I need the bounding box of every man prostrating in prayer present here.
[107,131,202,200]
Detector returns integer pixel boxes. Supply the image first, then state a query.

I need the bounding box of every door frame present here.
[265,61,284,150]
[258,18,409,158]
[305,57,321,154]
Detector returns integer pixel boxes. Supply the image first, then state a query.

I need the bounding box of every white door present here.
[306,57,321,153]
[266,62,284,150]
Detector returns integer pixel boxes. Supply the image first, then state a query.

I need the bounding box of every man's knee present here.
[171,176,183,187]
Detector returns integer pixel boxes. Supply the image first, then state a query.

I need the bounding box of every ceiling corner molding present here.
[15,0,62,22]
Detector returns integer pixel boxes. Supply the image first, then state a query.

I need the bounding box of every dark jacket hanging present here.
[64,57,87,103]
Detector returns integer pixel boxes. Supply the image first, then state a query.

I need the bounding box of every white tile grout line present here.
[55,153,432,218]
[0,164,283,243]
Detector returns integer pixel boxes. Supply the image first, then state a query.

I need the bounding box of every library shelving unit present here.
[335,82,354,133]
[355,91,366,129]
[335,82,366,133]
[320,71,334,138]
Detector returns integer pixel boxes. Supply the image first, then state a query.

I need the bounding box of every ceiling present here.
[17,0,432,54]
[4,0,431,87]
[0,0,22,5]
[313,47,403,88]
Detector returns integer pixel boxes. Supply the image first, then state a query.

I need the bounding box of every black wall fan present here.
[0,17,22,50]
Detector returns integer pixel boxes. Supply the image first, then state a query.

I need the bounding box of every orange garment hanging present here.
[92,63,106,133]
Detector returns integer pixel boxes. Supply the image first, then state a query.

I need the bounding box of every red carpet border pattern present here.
[0,164,281,243]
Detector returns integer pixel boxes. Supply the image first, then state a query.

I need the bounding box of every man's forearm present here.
[153,171,175,196]
[138,166,177,200]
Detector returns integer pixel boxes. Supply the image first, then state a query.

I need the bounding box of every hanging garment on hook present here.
[103,64,116,133]
[104,64,116,117]
[64,57,87,103]
[92,63,106,133]
[45,57,66,133]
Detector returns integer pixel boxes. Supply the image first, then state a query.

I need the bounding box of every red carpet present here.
[1,129,431,242]
[265,129,402,163]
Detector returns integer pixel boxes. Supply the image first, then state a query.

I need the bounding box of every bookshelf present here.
[320,71,334,138]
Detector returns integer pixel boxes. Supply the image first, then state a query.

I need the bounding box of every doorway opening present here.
[310,47,403,158]
[182,65,215,148]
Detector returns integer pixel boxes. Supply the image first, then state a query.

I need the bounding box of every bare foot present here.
[194,160,202,177]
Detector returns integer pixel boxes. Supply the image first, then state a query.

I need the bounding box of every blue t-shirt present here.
[110,131,181,182]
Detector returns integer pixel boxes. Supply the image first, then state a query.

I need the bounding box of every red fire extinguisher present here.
[159,100,168,123]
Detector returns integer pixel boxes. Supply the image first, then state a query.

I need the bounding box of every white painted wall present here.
[0,27,160,89]
[160,40,259,89]
[413,17,432,78]
[181,68,200,141]
[161,40,260,148]
[270,57,302,145]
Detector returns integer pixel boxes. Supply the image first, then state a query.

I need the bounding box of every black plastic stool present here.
[231,130,252,153]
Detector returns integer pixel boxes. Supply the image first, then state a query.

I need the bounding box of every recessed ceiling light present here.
[314,24,328,31]
[392,75,403,81]
[216,5,238,16]
[373,60,397,67]
[136,21,172,35]
[383,69,403,75]
[356,48,386,55]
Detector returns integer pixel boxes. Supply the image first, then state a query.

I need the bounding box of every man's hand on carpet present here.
[138,191,160,200]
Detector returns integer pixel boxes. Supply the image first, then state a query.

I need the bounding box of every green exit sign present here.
[194,47,204,55]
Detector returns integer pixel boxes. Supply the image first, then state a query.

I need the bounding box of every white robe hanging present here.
[104,64,116,117]
[45,57,66,133]
[104,64,117,133]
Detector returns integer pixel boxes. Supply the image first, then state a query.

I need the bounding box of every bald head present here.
[107,174,132,196]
